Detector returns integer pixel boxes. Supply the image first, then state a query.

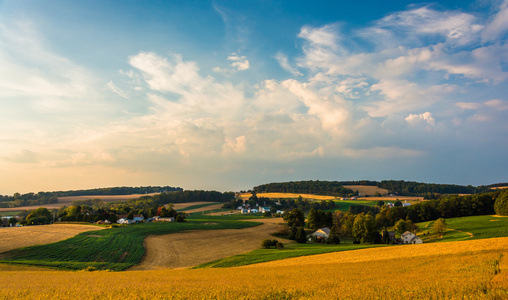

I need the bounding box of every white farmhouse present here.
[401,231,423,244]
[311,227,330,239]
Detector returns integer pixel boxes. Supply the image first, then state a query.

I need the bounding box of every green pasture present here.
[418,215,508,243]
[0,219,261,271]
[175,202,221,212]
[196,242,387,268]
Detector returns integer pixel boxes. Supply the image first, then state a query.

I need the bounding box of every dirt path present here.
[129,218,289,270]
[447,228,474,237]
[0,224,103,253]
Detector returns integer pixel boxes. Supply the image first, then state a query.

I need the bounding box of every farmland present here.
[0,219,261,271]
[0,193,159,212]
[343,185,389,195]
[1,237,506,299]
[131,218,287,270]
[0,224,103,253]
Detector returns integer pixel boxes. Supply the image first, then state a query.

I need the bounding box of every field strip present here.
[171,202,216,210]
[0,224,103,254]
[242,236,508,268]
[239,192,337,200]
[183,204,224,214]
[129,218,288,270]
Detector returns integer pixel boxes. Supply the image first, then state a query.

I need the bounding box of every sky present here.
[0,0,507,194]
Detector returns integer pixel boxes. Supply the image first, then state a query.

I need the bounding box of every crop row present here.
[0,219,260,271]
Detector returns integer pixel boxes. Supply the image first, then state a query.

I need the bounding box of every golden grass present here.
[1,237,507,299]
[0,224,103,253]
[239,192,337,200]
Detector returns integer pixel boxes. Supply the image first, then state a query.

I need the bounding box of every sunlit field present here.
[1,237,507,299]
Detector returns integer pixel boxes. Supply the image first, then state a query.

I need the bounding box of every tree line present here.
[14,190,235,225]
[253,181,356,197]
[280,189,508,245]
[252,180,498,198]
[0,186,183,208]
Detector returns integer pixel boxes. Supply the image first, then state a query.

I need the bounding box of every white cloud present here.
[481,0,508,42]
[365,80,455,117]
[405,112,435,128]
[227,55,250,71]
[106,81,128,99]
[274,52,302,76]
[129,52,211,94]
[377,6,482,45]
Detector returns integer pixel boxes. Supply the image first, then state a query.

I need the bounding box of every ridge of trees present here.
[0,186,183,208]
[253,180,494,197]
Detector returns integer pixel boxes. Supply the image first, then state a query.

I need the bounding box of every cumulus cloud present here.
[405,112,435,128]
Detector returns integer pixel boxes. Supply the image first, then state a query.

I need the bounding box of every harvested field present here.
[239,192,336,201]
[0,224,103,254]
[171,202,224,214]
[356,196,424,203]
[130,218,288,270]
[343,185,389,196]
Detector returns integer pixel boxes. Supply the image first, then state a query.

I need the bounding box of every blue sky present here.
[0,0,507,194]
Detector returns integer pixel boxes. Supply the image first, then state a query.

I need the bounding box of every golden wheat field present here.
[1,237,507,299]
[0,224,103,253]
[342,185,389,196]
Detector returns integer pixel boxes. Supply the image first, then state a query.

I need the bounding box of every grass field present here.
[0,211,20,217]
[174,202,221,212]
[419,215,508,243]
[0,219,261,271]
[1,237,506,299]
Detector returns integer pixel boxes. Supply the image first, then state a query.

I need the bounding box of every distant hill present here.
[253,180,494,197]
[0,186,182,209]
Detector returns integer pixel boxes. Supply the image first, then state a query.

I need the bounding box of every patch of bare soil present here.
[129,218,289,270]
[0,224,103,254]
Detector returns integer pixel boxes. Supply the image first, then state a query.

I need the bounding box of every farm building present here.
[311,227,330,239]
[401,231,423,244]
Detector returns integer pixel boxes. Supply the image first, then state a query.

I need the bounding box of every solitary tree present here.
[494,190,508,216]
[433,218,447,238]
[283,208,305,228]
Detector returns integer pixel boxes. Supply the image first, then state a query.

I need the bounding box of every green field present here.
[0,211,21,217]
[195,242,388,268]
[201,214,508,269]
[0,219,261,271]
[175,202,221,212]
[418,215,508,243]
